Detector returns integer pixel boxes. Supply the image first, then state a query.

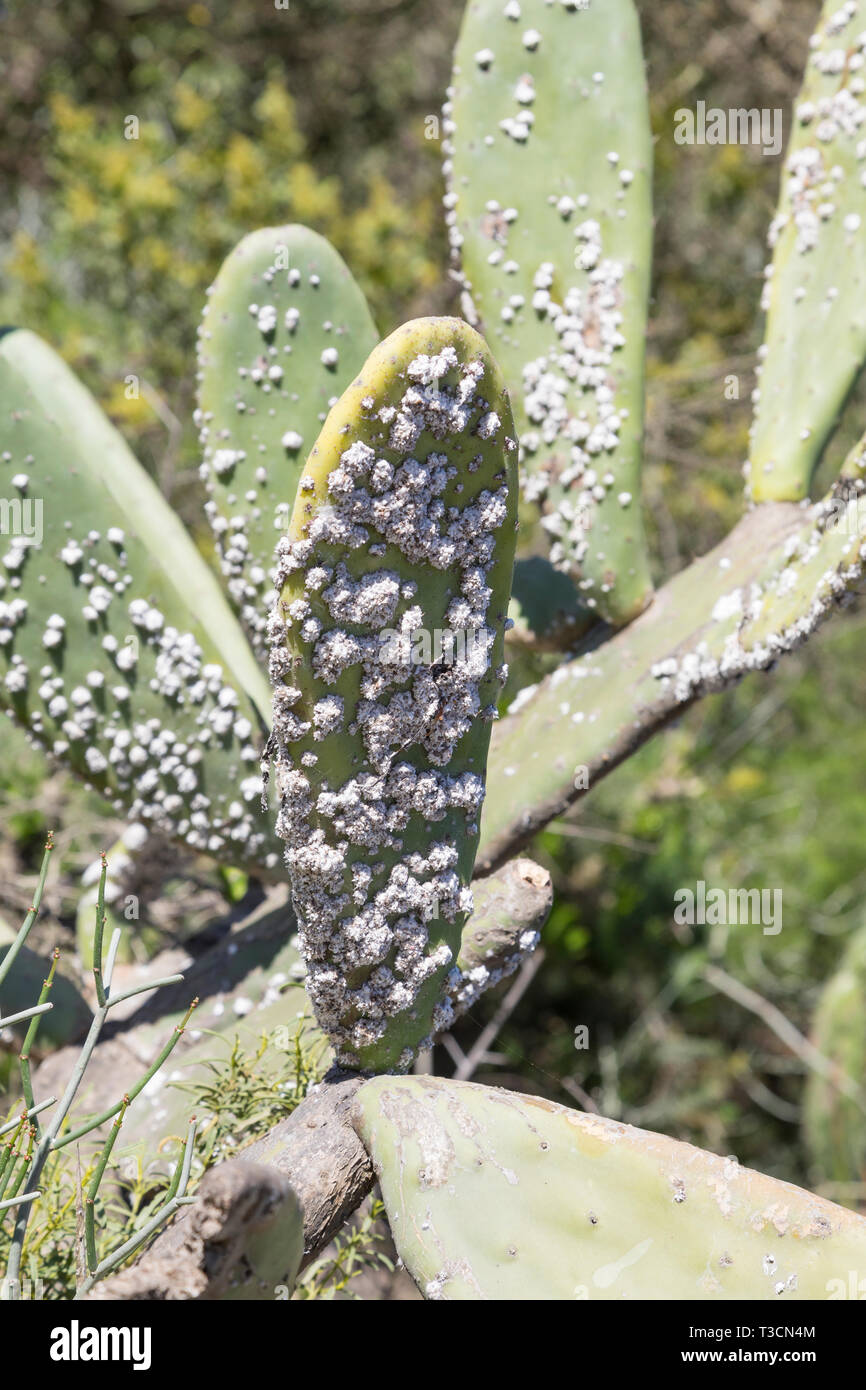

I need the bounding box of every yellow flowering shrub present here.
[1,71,439,503]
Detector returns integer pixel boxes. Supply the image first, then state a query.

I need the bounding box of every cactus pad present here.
[354,1074,866,1299]
[446,0,654,624]
[750,0,866,501]
[0,330,280,871]
[197,226,378,657]
[269,317,518,1072]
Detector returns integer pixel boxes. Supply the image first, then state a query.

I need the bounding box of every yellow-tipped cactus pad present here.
[269,318,518,1073]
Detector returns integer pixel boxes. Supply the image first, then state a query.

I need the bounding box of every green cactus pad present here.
[269,317,518,1072]
[508,555,594,650]
[221,1177,305,1301]
[446,0,653,624]
[478,489,866,871]
[354,1074,866,1300]
[804,924,866,1188]
[749,0,866,502]
[197,226,378,658]
[0,330,280,871]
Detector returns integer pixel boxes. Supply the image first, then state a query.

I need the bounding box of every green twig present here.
[75,1117,197,1297]
[19,948,59,1118]
[0,1098,56,1140]
[0,834,53,990]
[92,853,108,1008]
[101,926,122,996]
[0,1190,40,1214]
[85,1097,129,1275]
[54,997,198,1151]
[0,1003,53,1030]
[0,1118,25,1199]
[2,927,190,1301]
[6,1127,35,1201]
[104,974,184,1011]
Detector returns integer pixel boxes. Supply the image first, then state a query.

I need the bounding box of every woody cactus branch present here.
[448,855,551,1017]
[80,1157,304,1302]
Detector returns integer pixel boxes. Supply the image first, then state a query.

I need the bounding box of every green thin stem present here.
[75,1118,197,1297]
[0,1190,40,1214]
[0,834,53,990]
[19,948,59,1119]
[85,1097,129,1275]
[92,853,108,1008]
[163,1115,196,1205]
[102,926,121,995]
[0,1002,52,1030]
[2,938,191,1301]
[6,1128,35,1201]
[105,973,184,1010]
[0,1121,25,1200]
[0,1098,56,1140]
[54,997,198,1151]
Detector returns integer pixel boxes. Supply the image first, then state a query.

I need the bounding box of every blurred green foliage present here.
[0,0,445,505]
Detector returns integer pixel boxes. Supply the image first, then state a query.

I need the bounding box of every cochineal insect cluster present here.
[0,331,279,870]
[195,225,379,662]
[267,319,518,1072]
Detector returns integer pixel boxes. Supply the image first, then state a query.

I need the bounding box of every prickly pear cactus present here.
[750,0,866,502]
[354,1075,866,1300]
[197,226,378,657]
[477,451,866,871]
[804,923,866,1189]
[269,317,518,1072]
[445,0,654,625]
[0,329,280,870]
